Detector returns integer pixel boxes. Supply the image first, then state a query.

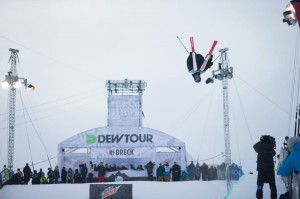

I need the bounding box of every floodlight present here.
[283,3,298,26]
[215,74,223,80]
[226,72,233,79]
[13,80,22,88]
[2,80,9,88]
[26,84,35,91]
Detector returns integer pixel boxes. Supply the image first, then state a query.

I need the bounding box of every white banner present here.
[91,147,154,159]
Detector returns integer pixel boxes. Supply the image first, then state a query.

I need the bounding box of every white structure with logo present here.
[57,79,186,175]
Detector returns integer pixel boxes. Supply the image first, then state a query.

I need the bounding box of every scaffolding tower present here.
[206,48,233,192]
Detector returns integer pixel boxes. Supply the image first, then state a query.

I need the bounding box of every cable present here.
[229,89,241,164]
[166,83,217,133]
[0,34,105,81]
[0,89,107,126]
[0,87,106,118]
[18,92,53,165]
[197,84,219,158]
[288,29,299,136]
[212,97,221,164]
[235,74,291,116]
[20,92,35,171]
[290,28,300,136]
[233,78,254,145]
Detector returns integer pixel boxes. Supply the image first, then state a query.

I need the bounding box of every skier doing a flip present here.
[186,53,213,83]
[186,37,217,83]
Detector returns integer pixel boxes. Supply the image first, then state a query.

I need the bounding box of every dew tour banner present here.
[90,184,132,199]
[57,126,186,172]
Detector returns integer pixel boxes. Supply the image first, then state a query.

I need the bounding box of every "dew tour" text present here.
[98,134,153,143]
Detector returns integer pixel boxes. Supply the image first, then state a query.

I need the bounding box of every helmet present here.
[194,76,201,83]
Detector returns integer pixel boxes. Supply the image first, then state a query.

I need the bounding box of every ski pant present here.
[256,171,277,199]
[98,176,104,183]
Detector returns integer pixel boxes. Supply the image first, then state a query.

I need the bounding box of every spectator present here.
[104,164,109,172]
[195,162,201,181]
[156,163,164,181]
[207,166,215,181]
[38,168,47,184]
[61,167,67,183]
[112,163,117,171]
[12,168,23,184]
[3,165,10,184]
[144,161,155,181]
[54,165,60,184]
[182,169,188,181]
[279,136,300,176]
[130,164,136,170]
[164,162,171,182]
[47,168,55,184]
[32,170,40,185]
[171,162,181,181]
[187,161,196,180]
[80,163,88,183]
[283,136,289,151]
[88,161,94,183]
[23,163,32,184]
[201,163,208,181]
[95,162,106,182]
[67,168,73,183]
[136,165,144,171]
[74,169,82,183]
[253,135,277,199]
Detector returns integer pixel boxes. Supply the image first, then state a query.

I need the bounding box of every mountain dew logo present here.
[100,185,121,199]
[86,135,97,144]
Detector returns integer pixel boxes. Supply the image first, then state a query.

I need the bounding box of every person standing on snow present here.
[144,161,155,181]
[253,135,277,199]
[54,165,60,184]
[171,162,181,181]
[61,167,67,183]
[23,163,32,184]
[187,161,197,180]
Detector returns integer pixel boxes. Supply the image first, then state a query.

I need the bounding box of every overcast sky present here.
[0,0,299,173]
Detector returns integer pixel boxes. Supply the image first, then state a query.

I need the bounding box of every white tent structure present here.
[57,79,186,175]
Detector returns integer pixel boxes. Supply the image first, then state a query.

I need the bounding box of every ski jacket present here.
[95,165,106,176]
[80,165,88,176]
[253,141,276,171]
[279,137,300,177]
[171,164,181,178]
[23,165,31,176]
[144,162,155,175]
[187,163,196,175]
[156,166,164,176]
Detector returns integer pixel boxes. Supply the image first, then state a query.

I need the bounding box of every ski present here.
[190,37,198,72]
[200,40,218,71]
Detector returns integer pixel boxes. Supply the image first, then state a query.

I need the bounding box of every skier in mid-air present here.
[185,37,217,83]
[186,53,213,83]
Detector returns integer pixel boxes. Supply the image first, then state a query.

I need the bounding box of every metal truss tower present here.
[2,48,35,171]
[7,48,19,171]
[206,48,233,192]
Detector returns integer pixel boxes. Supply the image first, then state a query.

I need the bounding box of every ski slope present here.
[0,174,286,199]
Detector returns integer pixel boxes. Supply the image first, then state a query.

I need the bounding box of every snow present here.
[0,174,286,199]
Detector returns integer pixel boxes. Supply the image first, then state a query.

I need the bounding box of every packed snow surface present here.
[0,174,286,199]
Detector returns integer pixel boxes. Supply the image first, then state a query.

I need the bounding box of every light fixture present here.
[2,80,9,88]
[13,80,22,88]
[26,84,35,91]
[283,3,298,26]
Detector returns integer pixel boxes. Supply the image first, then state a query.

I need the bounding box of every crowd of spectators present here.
[0,160,243,185]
